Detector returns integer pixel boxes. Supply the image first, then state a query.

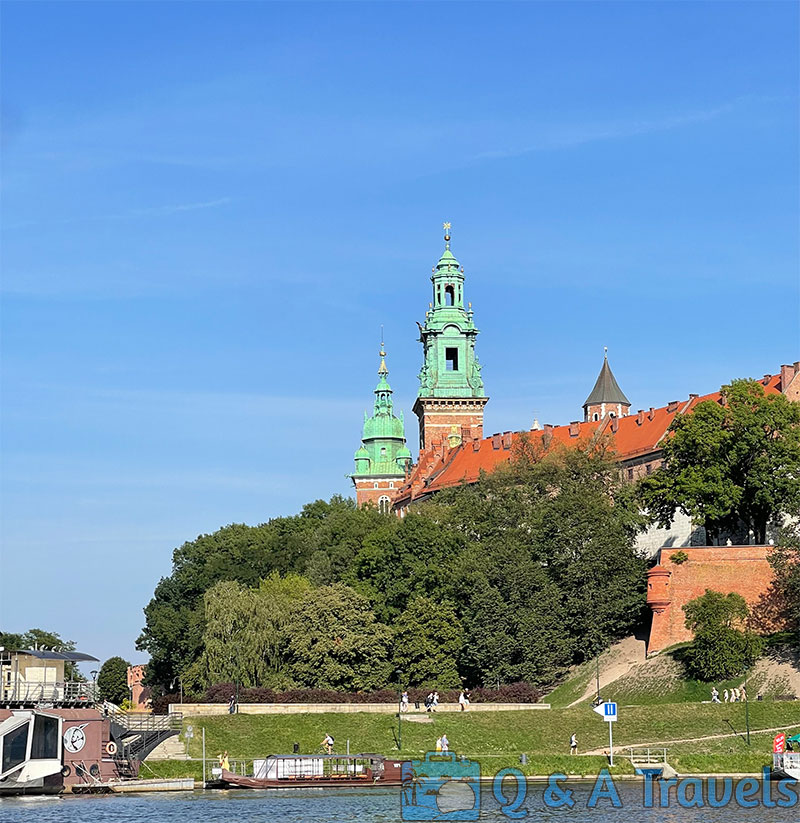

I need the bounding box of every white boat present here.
[772,751,800,781]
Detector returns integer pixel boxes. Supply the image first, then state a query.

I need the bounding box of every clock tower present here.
[412,225,488,451]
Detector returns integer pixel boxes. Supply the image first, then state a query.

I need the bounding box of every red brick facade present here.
[353,478,402,511]
[646,546,787,654]
[412,396,488,452]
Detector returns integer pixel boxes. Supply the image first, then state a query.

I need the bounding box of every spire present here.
[583,349,631,408]
[374,340,393,408]
[436,221,460,271]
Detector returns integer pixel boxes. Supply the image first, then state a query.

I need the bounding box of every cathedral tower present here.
[350,343,412,511]
[412,225,488,451]
[583,349,631,421]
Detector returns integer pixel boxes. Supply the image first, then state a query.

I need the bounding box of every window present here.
[445,348,459,371]
[646,464,653,475]
[389,482,394,489]
[2,723,29,774]
[378,495,391,515]
[609,412,616,418]
[31,715,59,760]
[380,447,387,459]
[374,482,378,489]
[592,413,599,422]
[627,468,634,481]
[445,285,455,306]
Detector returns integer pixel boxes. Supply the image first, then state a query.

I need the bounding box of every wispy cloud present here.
[472,100,742,162]
[126,197,232,217]
[3,196,232,231]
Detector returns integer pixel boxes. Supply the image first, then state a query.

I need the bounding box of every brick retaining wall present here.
[170,702,551,717]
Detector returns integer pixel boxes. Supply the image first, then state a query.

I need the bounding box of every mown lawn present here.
[175,702,800,767]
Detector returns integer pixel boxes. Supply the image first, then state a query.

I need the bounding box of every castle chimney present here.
[636,410,644,426]
[667,400,679,413]
[780,363,799,392]
[502,431,513,449]
[491,433,502,450]
[569,421,580,437]
[610,416,619,433]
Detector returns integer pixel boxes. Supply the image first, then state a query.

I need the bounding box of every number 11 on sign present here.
[593,702,618,766]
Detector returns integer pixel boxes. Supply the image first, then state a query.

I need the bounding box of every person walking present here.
[711,687,720,703]
[441,734,449,753]
[401,691,409,713]
[723,689,729,703]
[228,694,236,714]
[425,692,434,712]
[569,733,578,755]
[432,692,439,712]
[321,733,334,754]
[435,736,443,753]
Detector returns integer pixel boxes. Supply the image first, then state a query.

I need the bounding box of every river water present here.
[0,780,797,822]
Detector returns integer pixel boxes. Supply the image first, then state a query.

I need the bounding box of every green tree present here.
[682,590,765,681]
[640,379,800,544]
[137,496,385,691]
[768,525,800,650]
[393,596,463,688]
[286,584,391,690]
[97,656,131,704]
[196,573,311,690]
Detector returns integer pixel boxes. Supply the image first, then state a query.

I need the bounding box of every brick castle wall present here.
[646,545,786,654]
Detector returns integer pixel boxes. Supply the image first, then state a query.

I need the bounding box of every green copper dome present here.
[350,344,412,481]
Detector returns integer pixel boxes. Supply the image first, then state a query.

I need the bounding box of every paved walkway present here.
[585,721,800,754]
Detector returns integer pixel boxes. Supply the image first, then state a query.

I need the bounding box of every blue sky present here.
[2,1,798,667]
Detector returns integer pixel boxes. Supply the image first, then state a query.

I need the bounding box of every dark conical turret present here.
[583,349,630,422]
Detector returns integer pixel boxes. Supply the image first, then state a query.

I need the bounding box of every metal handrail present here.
[1,680,98,705]
[623,746,668,764]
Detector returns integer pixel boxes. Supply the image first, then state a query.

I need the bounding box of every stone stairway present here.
[146,734,190,760]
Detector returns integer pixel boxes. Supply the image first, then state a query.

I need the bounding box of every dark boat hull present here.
[212,763,405,790]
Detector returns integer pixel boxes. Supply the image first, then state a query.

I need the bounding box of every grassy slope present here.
[147,701,800,777]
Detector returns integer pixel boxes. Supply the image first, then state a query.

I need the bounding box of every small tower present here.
[412,224,488,450]
[583,349,631,422]
[350,343,412,511]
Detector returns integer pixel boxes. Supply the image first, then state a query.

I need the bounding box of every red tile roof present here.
[393,373,784,507]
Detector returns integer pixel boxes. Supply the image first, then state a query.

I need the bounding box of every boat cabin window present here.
[2,724,29,774]
[31,715,59,760]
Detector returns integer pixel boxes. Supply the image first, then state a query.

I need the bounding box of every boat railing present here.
[1,679,98,706]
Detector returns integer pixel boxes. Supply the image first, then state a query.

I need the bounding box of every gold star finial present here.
[443,221,451,248]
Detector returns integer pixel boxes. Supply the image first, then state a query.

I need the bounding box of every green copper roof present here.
[417,227,486,399]
[351,344,411,479]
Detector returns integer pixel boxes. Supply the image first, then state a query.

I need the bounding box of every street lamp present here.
[90,670,98,703]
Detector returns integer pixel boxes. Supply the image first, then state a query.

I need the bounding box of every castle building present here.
[412,226,488,452]
[350,345,412,510]
[583,349,631,421]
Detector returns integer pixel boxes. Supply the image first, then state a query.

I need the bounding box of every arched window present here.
[389,481,394,489]
[609,412,616,418]
[374,482,378,489]
[380,447,387,459]
[445,285,455,306]
[592,413,599,422]
[378,495,391,515]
